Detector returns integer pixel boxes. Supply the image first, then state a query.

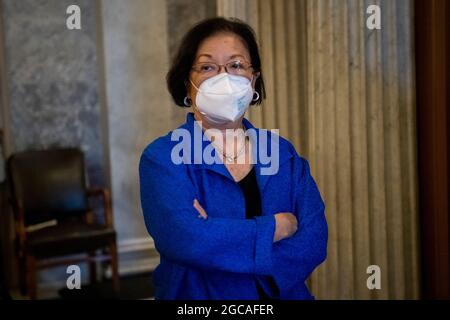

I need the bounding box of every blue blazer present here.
[139,112,328,300]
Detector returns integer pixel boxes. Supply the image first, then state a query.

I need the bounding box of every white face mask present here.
[190,73,254,125]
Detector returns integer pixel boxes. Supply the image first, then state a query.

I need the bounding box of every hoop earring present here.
[184,96,192,107]
[252,91,260,102]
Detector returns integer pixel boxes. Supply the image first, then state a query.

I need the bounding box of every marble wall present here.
[0,0,105,294]
[2,0,106,187]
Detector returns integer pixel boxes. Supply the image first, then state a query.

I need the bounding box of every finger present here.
[194,199,205,213]
[193,199,208,219]
[195,204,208,219]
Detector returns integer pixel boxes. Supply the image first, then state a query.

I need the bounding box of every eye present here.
[198,63,217,73]
[229,61,244,70]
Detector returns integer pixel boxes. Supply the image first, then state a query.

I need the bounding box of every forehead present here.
[195,32,250,61]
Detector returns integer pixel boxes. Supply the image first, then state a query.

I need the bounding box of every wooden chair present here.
[7,148,119,299]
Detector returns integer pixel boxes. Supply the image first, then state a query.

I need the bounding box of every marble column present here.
[218,0,420,299]
[307,0,419,300]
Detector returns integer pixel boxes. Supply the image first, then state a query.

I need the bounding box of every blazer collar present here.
[183,112,293,191]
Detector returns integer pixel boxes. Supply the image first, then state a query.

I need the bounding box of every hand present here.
[273,212,298,242]
[193,200,298,243]
[193,199,208,220]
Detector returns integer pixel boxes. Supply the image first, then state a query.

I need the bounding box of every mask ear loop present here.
[189,78,201,92]
[187,79,206,116]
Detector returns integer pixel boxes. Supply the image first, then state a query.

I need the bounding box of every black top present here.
[237,167,262,219]
[237,167,278,300]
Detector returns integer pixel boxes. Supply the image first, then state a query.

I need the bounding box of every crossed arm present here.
[139,151,327,285]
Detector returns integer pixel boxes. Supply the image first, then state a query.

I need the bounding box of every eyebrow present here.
[196,54,248,61]
[229,54,247,60]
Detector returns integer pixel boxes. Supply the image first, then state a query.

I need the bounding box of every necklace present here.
[207,125,248,163]
[214,136,249,163]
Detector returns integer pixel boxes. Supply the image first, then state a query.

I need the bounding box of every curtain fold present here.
[218,0,420,299]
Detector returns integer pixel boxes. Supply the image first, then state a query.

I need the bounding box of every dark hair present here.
[167,17,266,107]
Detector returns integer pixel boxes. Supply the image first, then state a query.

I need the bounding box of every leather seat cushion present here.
[27,221,116,258]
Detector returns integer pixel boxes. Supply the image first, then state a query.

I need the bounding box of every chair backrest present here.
[7,148,89,226]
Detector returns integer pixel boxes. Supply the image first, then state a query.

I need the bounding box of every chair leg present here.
[26,255,37,300]
[89,251,97,284]
[109,242,120,294]
[18,256,27,296]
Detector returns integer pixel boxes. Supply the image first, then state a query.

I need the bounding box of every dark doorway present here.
[415,0,450,299]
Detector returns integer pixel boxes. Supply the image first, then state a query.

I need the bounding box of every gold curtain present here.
[218,0,420,299]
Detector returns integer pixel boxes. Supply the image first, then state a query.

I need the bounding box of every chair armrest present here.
[86,188,114,228]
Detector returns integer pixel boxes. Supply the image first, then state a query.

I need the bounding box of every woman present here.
[139,17,327,300]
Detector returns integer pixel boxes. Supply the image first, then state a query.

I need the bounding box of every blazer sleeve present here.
[139,150,275,275]
[270,156,328,297]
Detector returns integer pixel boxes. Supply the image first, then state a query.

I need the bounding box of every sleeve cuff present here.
[254,214,275,275]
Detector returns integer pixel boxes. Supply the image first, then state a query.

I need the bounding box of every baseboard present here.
[105,236,159,277]
[117,237,155,254]
[36,237,159,299]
